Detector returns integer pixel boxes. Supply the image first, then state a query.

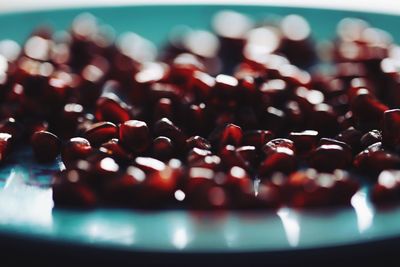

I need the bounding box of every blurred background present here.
[2,0,400,14]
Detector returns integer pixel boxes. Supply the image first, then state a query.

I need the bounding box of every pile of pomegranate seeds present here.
[2,12,400,210]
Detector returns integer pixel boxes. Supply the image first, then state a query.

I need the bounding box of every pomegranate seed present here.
[84,121,118,147]
[187,147,212,164]
[259,147,297,176]
[186,167,229,209]
[360,130,382,149]
[289,130,318,158]
[190,154,222,170]
[219,166,257,209]
[99,138,132,163]
[382,109,400,149]
[235,145,258,168]
[61,137,92,167]
[95,89,131,124]
[219,145,249,170]
[31,130,61,162]
[133,156,166,173]
[335,127,362,152]
[52,170,97,208]
[242,130,274,148]
[255,180,283,209]
[119,120,149,153]
[0,117,22,141]
[309,144,352,172]
[0,133,12,164]
[262,138,295,156]
[186,135,211,151]
[371,170,400,204]
[209,123,243,148]
[154,98,173,121]
[350,88,388,130]
[152,136,174,161]
[153,118,185,151]
[354,142,400,175]
[88,157,120,185]
[101,166,145,206]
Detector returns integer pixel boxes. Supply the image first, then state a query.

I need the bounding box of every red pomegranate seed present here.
[153,98,173,121]
[61,137,93,167]
[84,121,118,147]
[259,147,297,176]
[308,103,339,137]
[371,170,400,204]
[219,145,249,170]
[235,145,258,168]
[354,142,400,175]
[89,157,120,185]
[189,71,215,101]
[31,130,61,162]
[309,144,352,172]
[289,130,319,158]
[52,169,97,208]
[255,181,282,209]
[350,88,388,130]
[99,138,132,163]
[152,136,174,161]
[286,169,332,207]
[133,156,166,174]
[382,109,400,149]
[101,166,145,206]
[360,130,382,149]
[0,133,12,164]
[186,135,211,151]
[153,118,186,151]
[0,117,22,141]
[95,94,131,124]
[262,138,295,156]
[242,130,274,148]
[190,154,222,170]
[335,127,362,152]
[119,120,149,153]
[187,147,212,164]
[218,166,257,209]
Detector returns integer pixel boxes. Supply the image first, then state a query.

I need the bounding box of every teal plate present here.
[1,4,400,259]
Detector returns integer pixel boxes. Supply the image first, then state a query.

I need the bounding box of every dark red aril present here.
[99,138,132,163]
[186,135,212,151]
[31,130,61,162]
[119,120,149,153]
[262,138,295,156]
[52,170,97,208]
[242,130,274,149]
[335,127,362,153]
[289,130,318,158]
[382,109,400,150]
[360,130,382,149]
[371,170,400,204]
[0,133,12,164]
[95,80,131,124]
[153,118,186,153]
[152,136,174,161]
[309,144,352,172]
[354,142,400,176]
[61,137,93,168]
[0,117,22,141]
[219,145,249,170]
[133,156,166,174]
[84,121,118,147]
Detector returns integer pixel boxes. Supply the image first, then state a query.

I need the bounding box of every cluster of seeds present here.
[1,12,400,209]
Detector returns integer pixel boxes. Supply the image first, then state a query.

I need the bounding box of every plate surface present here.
[1,4,400,255]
